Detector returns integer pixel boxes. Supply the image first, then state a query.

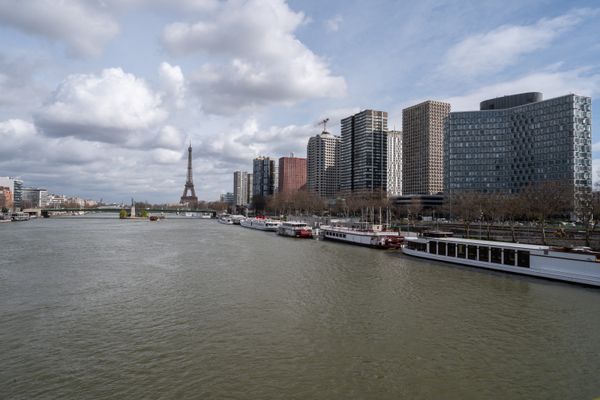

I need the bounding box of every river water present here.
[1,217,599,399]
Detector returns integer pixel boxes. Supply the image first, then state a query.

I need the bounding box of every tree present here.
[447,191,482,238]
[521,181,571,245]
[119,209,127,219]
[576,190,600,248]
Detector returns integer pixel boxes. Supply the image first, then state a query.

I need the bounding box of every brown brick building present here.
[278,156,307,194]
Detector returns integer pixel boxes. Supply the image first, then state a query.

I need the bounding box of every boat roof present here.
[406,236,550,251]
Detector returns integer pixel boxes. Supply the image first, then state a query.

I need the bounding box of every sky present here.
[0,0,599,203]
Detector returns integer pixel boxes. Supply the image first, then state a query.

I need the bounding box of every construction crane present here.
[317,118,330,133]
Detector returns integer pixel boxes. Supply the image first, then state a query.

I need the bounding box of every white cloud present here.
[441,8,596,77]
[325,15,343,32]
[0,0,119,57]
[162,0,346,114]
[158,62,185,108]
[155,125,185,150]
[444,67,600,111]
[35,68,168,145]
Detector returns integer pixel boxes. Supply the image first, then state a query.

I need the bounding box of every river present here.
[1,217,599,399]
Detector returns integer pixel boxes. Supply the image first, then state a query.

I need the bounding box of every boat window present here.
[418,242,427,252]
[457,244,466,258]
[343,234,346,238]
[503,249,515,266]
[478,246,489,262]
[407,241,416,250]
[491,247,502,264]
[448,243,456,257]
[467,245,477,260]
[429,241,437,254]
[438,242,446,256]
[517,251,530,268]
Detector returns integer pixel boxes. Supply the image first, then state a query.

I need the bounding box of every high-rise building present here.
[387,130,402,197]
[252,156,277,199]
[233,171,249,206]
[246,174,253,205]
[444,92,592,208]
[278,156,307,195]
[307,131,340,198]
[402,100,450,195]
[340,110,388,193]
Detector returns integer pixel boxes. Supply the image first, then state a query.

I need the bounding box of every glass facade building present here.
[444,93,592,205]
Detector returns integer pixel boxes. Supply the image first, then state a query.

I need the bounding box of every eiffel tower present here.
[180,143,198,205]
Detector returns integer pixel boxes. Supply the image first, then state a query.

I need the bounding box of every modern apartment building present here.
[252,156,278,199]
[278,156,307,195]
[387,130,402,197]
[340,110,388,193]
[233,171,249,206]
[21,188,48,208]
[0,177,23,209]
[307,131,340,198]
[444,92,592,208]
[402,100,450,195]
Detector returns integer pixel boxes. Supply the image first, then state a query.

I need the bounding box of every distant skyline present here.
[0,0,599,202]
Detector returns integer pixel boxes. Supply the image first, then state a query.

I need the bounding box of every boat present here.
[229,215,246,225]
[402,235,600,287]
[11,212,30,222]
[199,212,212,219]
[320,223,403,249]
[277,221,313,238]
[240,217,281,231]
[218,214,234,225]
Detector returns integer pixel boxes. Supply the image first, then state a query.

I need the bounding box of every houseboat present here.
[320,224,403,249]
[403,236,600,287]
[277,221,313,238]
[240,217,281,232]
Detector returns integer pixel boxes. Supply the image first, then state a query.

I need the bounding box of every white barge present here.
[403,236,600,287]
[277,221,313,238]
[320,224,403,249]
[240,217,281,232]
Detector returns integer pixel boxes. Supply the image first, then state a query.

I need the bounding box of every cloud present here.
[441,8,596,78]
[443,67,600,111]
[325,15,343,32]
[162,0,346,114]
[0,0,119,57]
[34,68,168,145]
[158,62,185,108]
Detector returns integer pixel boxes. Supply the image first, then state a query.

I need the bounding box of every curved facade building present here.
[444,93,592,208]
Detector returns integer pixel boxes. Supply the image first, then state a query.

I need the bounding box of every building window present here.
[479,246,489,262]
[467,245,477,260]
[448,243,456,257]
[491,247,502,264]
[517,251,530,268]
[429,241,437,254]
[503,249,515,266]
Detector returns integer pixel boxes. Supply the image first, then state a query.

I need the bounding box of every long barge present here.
[403,236,600,287]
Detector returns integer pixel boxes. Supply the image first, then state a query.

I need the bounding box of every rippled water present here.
[1,217,599,399]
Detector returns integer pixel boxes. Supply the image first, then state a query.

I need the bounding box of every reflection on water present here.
[1,218,599,399]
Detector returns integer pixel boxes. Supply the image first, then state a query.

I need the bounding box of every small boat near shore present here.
[277,221,313,238]
[403,235,600,287]
[218,214,234,224]
[320,224,403,249]
[240,217,281,231]
[11,212,30,222]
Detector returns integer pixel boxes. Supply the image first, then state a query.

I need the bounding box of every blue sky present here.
[0,0,598,202]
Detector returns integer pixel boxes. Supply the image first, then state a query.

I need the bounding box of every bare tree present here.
[521,181,572,245]
[576,190,600,248]
[448,191,482,238]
